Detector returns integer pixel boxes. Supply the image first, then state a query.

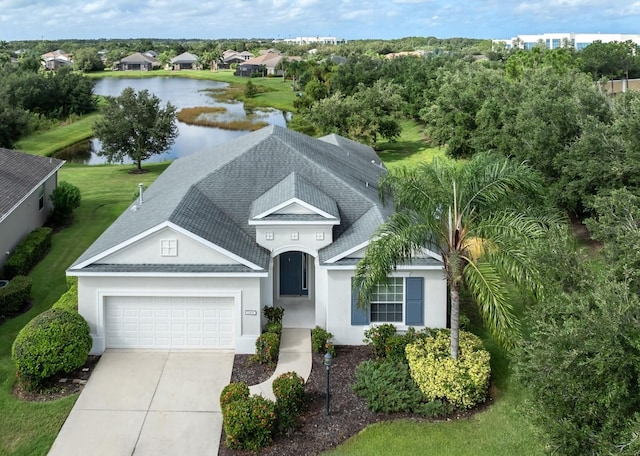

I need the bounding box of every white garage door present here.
[105,296,234,349]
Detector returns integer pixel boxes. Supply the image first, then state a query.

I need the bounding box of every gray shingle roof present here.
[250,172,339,220]
[0,148,64,222]
[70,126,393,271]
[80,264,260,273]
[170,52,199,64]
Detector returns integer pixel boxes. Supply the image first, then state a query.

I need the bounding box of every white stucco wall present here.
[77,275,262,354]
[255,225,334,252]
[0,173,57,271]
[102,227,240,265]
[324,268,448,345]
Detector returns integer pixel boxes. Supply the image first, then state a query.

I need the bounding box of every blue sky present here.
[0,0,638,42]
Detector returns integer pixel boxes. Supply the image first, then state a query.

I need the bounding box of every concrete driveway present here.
[48,350,234,456]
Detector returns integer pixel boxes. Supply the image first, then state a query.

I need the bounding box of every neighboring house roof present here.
[240,52,283,69]
[120,52,158,64]
[70,126,393,272]
[41,49,72,61]
[0,148,64,223]
[171,52,199,64]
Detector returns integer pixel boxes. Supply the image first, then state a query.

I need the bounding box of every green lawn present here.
[0,162,169,456]
[377,119,444,170]
[14,113,101,157]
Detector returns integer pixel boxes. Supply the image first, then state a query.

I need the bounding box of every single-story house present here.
[67,126,447,354]
[115,52,159,71]
[170,52,201,70]
[0,149,65,272]
[235,52,285,77]
[41,49,73,70]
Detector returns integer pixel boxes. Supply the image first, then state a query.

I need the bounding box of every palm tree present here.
[355,153,555,358]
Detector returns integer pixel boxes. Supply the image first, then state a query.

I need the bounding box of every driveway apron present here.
[47,350,234,456]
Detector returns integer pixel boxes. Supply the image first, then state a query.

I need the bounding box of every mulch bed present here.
[219,345,468,456]
[12,355,101,402]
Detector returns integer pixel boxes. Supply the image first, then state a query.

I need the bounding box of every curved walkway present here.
[249,328,313,401]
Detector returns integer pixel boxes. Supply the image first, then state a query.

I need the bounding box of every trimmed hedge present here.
[363,324,430,364]
[51,282,78,312]
[3,227,52,279]
[220,382,250,410]
[0,275,31,316]
[406,329,491,409]
[311,326,336,357]
[12,308,92,390]
[272,371,305,433]
[253,331,280,365]
[223,394,277,451]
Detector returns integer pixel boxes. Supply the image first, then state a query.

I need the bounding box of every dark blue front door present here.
[279,251,308,296]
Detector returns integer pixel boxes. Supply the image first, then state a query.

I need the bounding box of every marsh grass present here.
[176,106,269,131]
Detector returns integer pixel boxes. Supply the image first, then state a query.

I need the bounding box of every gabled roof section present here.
[121,52,157,63]
[0,148,64,223]
[250,172,339,221]
[70,126,390,272]
[171,52,199,64]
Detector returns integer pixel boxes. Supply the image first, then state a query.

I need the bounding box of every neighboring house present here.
[170,52,201,70]
[0,149,64,273]
[218,50,254,69]
[41,49,73,70]
[67,126,447,355]
[235,52,284,77]
[115,52,159,71]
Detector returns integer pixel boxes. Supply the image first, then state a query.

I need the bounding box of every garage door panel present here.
[106,296,234,349]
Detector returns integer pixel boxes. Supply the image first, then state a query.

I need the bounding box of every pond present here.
[54,77,289,165]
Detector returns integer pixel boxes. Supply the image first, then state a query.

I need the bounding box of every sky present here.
[0,0,639,42]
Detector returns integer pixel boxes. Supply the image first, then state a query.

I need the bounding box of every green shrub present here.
[253,331,280,365]
[272,371,305,433]
[223,395,276,451]
[265,321,282,336]
[352,360,451,416]
[51,283,78,312]
[406,329,491,409]
[50,181,81,225]
[220,382,250,410]
[0,275,31,316]
[363,324,429,363]
[363,323,398,359]
[3,227,52,279]
[12,308,92,390]
[263,305,284,324]
[311,326,336,357]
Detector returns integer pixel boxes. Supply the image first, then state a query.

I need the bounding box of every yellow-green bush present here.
[405,329,490,409]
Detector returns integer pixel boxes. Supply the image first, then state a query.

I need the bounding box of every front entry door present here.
[279,251,308,296]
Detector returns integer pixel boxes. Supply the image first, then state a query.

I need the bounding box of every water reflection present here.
[55,77,289,165]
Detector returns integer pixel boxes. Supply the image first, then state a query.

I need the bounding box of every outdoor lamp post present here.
[324,351,333,416]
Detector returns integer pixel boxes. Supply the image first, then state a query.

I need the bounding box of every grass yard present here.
[0,162,168,456]
[377,119,444,170]
[14,113,101,157]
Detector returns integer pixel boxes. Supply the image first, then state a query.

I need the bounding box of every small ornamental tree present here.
[93,87,178,172]
[50,181,81,225]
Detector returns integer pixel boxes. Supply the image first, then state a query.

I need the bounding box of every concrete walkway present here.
[250,328,312,401]
[48,351,234,456]
[47,329,312,456]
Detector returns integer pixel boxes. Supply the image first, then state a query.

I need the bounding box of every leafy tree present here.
[0,102,30,147]
[585,188,640,292]
[579,40,640,79]
[300,80,404,145]
[515,265,640,455]
[244,80,257,98]
[93,87,178,172]
[355,153,554,358]
[73,48,105,72]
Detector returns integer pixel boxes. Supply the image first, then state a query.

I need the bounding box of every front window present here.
[370,277,403,323]
[38,184,45,211]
